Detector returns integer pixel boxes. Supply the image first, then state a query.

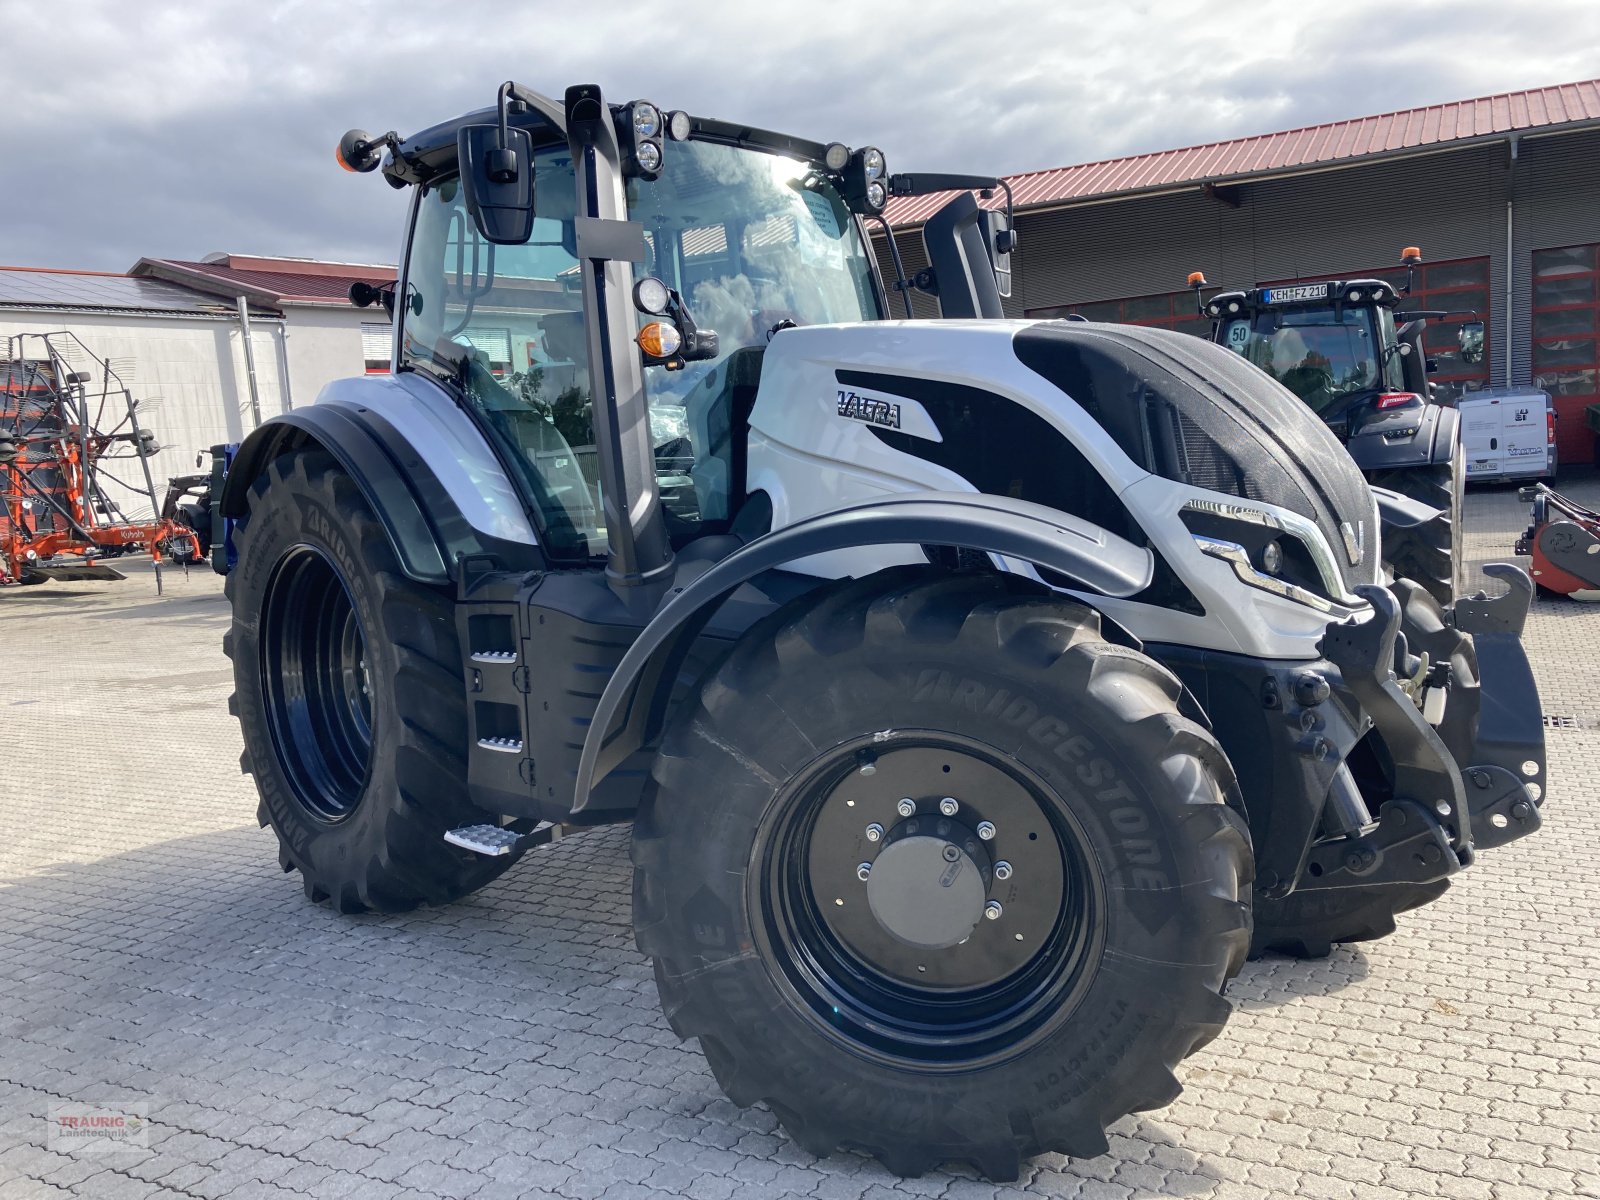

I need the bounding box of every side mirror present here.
[456,124,535,245]
[1457,321,1485,365]
[981,210,1013,299]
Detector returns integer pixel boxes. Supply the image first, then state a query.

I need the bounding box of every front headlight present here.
[1180,501,1356,614]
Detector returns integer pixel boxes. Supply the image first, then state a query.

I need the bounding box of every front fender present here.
[571,491,1154,813]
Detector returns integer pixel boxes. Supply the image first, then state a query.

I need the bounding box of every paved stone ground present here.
[2,477,1598,1200]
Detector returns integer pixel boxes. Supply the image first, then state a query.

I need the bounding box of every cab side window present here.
[401,158,605,559]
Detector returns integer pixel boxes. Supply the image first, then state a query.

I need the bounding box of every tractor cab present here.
[345,85,1013,580]
[1194,252,1487,435]
[1201,274,1423,436]
[1190,251,1489,607]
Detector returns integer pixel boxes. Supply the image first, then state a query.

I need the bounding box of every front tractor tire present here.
[1372,443,1465,608]
[225,449,513,913]
[632,570,1253,1180]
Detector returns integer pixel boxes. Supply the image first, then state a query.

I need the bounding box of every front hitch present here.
[1322,586,1473,850]
[1305,563,1546,891]
[1450,564,1546,848]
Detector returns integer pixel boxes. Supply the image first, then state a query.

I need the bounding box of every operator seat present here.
[461,352,596,556]
[683,345,766,538]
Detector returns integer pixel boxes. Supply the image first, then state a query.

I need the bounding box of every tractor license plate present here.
[1262,283,1331,304]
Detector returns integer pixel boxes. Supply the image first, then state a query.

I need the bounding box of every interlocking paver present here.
[2,477,1597,1199]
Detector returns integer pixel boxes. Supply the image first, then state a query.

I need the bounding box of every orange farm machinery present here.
[1,332,199,588]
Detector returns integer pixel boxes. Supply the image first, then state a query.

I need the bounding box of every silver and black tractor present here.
[1193,251,1485,607]
[216,82,1546,1180]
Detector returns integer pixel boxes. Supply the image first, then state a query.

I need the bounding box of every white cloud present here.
[1,0,1595,269]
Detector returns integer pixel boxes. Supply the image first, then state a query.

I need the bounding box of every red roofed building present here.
[132,253,395,310]
[876,78,1600,461]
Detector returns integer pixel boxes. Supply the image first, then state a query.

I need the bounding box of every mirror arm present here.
[867,214,915,319]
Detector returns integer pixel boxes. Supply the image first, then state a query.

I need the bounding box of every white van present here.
[1456,386,1556,482]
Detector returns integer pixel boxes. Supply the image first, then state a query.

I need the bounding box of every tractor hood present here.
[742,320,1379,657]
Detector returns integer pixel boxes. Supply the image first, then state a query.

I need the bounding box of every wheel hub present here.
[865,828,989,949]
[799,742,1070,991]
[762,734,1102,1063]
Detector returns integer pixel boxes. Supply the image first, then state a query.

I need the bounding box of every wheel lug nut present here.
[864,823,884,843]
[939,797,959,816]
[977,821,996,840]
[856,863,872,881]
[896,798,916,818]
[994,860,1013,881]
[984,901,1002,920]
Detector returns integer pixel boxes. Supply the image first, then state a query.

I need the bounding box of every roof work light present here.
[619,101,666,180]
[841,147,889,214]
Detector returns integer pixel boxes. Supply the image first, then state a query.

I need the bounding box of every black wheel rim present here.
[260,544,373,822]
[752,734,1104,1069]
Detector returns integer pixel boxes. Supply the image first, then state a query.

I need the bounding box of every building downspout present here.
[1505,135,1519,387]
[235,295,263,427]
[274,323,295,412]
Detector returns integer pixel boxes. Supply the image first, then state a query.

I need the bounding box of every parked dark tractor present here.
[215,83,1545,1180]
[1193,250,1484,606]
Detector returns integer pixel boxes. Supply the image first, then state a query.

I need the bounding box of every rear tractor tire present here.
[225,449,514,913]
[632,569,1253,1180]
[1372,444,1465,608]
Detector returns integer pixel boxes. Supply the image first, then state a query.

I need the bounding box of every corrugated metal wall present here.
[1512,127,1600,386]
[871,222,941,320]
[874,129,1600,456]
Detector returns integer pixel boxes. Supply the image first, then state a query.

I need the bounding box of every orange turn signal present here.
[638,322,682,358]
[335,145,357,172]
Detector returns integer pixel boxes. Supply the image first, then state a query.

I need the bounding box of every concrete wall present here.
[280,304,384,408]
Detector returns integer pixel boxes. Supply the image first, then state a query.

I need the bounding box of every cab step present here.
[443,821,563,857]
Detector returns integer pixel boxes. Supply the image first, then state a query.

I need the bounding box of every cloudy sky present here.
[3,0,1597,272]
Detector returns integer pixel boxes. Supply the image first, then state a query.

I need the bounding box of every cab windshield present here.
[400,137,880,559]
[1222,305,1401,416]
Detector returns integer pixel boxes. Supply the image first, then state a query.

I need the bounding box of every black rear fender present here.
[570,491,1154,814]
[1372,485,1441,528]
[1347,403,1460,473]
[220,404,543,585]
